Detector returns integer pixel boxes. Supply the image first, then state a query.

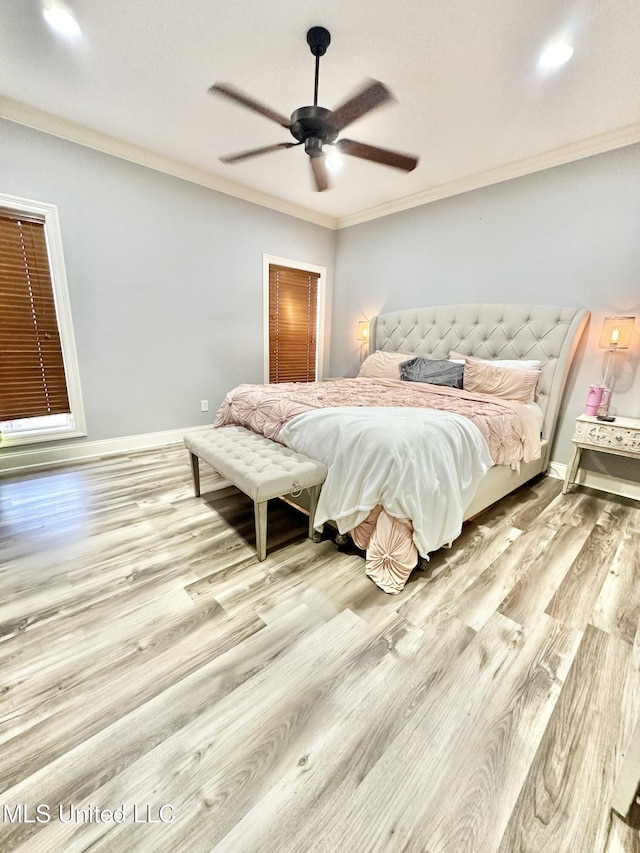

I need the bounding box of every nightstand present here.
[562,414,640,495]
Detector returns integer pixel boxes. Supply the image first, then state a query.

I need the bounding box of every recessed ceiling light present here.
[43,3,81,37]
[538,42,574,69]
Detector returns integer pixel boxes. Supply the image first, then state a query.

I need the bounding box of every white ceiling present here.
[1,0,640,228]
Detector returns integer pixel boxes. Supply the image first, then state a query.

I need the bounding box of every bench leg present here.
[254,500,268,561]
[308,483,323,541]
[189,452,201,497]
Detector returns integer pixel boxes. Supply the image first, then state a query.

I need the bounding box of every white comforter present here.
[279,406,493,561]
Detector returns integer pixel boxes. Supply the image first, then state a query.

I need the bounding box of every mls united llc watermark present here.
[2,803,175,824]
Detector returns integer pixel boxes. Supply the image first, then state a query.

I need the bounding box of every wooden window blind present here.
[268,264,319,383]
[0,210,71,421]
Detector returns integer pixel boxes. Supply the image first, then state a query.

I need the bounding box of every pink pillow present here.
[358,351,411,379]
[462,357,541,403]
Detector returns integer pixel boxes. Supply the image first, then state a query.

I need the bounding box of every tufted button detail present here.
[185,426,327,504]
[370,303,586,435]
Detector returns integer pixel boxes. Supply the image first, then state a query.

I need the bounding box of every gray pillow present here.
[399,357,464,389]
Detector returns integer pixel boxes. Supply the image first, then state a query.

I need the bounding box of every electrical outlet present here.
[200,400,209,412]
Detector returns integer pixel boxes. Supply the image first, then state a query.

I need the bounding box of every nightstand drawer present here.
[572,420,640,456]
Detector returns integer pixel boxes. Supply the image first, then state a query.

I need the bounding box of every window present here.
[0,194,85,446]
[263,256,326,384]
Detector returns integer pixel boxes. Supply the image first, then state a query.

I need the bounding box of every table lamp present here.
[597,316,636,417]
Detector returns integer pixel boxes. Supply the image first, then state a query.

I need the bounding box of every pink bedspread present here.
[214,377,541,466]
[213,378,542,593]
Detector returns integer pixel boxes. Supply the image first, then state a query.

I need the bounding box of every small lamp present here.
[356,320,370,364]
[356,321,370,343]
[599,316,635,351]
[598,316,636,416]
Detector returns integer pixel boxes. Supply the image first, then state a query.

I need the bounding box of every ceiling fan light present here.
[43,3,81,36]
[326,149,343,171]
[538,41,574,69]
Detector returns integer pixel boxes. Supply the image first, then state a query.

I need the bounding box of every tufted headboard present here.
[370,304,589,456]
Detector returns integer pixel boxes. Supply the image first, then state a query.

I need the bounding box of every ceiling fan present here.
[209,26,419,192]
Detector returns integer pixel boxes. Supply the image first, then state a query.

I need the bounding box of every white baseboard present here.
[549,461,640,501]
[0,426,211,474]
[4,436,639,504]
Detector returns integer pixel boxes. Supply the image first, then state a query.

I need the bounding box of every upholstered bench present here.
[184,426,327,561]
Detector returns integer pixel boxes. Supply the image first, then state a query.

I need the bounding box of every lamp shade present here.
[357,321,370,342]
[598,316,635,349]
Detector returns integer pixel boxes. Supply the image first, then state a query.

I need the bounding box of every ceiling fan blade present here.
[337,139,419,172]
[209,83,291,129]
[220,142,299,164]
[328,79,394,131]
[310,155,329,192]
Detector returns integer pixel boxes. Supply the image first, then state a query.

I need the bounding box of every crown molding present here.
[2,96,639,232]
[0,96,337,230]
[336,121,640,229]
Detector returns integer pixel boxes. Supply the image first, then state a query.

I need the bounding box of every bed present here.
[214,303,589,592]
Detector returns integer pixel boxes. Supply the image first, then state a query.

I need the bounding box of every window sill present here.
[0,426,87,448]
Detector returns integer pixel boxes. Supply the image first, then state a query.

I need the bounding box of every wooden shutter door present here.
[268,264,319,383]
[0,211,71,421]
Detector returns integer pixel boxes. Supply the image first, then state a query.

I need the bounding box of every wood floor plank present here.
[313,612,581,853]
[0,601,264,795]
[2,603,330,851]
[0,584,198,743]
[502,481,589,533]
[545,501,631,629]
[497,624,633,853]
[448,520,557,631]
[211,615,476,853]
[591,509,640,644]
[614,620,640,833]
[8,609,369,852]
[498,494,604,627]
[1,446,639,853]
[397,518,522,629]
[475,473,563,532]
[402,618,581,853]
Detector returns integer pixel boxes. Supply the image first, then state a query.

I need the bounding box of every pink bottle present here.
[585,385,603,416]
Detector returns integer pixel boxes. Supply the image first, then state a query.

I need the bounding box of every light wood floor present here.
[1,445,639,853]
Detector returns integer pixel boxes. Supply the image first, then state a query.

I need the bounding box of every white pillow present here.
[449,351,541,371]
[358,351,413,379]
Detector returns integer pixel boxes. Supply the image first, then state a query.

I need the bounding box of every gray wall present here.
[332,144,640,477]
[2,116,639,482]
[0,118,335,450]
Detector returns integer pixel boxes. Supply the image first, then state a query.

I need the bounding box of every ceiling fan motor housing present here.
[290,106,338,156]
